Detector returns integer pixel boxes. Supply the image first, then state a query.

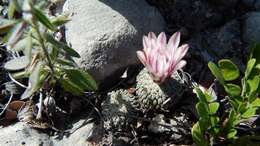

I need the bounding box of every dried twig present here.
[0,93,13,116]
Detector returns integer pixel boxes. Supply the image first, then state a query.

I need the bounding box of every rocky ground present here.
[0,0,260,146]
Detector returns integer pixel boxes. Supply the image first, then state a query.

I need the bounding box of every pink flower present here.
[137,32,189,84]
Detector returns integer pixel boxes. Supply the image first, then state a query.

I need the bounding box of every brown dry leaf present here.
[5,109,17,121]
[8,100,25,111]
[4,101,25,122]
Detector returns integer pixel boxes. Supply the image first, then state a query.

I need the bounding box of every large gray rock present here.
[242,12,260,44]
[63,0,164,88]
[0,123,51,146]
[189,19,246,70]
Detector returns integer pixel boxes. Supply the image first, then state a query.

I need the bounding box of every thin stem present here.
[0,94,13,116]
[32,21,54,74]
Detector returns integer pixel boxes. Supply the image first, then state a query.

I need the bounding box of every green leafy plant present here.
[192,45,260,145]
[0,0,97,100]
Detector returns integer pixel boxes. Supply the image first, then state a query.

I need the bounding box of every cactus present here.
[134,68,186,111]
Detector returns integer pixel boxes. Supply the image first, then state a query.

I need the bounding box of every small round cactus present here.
[133,68,186,111]
[102,89,137,131]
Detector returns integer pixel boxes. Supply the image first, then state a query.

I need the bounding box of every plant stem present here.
[32,21,54,74]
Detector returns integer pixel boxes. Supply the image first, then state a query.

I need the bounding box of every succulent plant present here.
[133,68,186,111]
[134,31,189,111]
[102,89,137,131]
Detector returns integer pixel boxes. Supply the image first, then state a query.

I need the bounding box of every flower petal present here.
[172,60,186,73]
[173,44,189,63]
[157,32,167,50]
[137,51,147,66]
[167,31,181,53]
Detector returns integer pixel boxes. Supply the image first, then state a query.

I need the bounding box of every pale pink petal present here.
[148,32,156,40]
[143,36,148,50]
[137,51,147,66]
[171,60,186,74]
[167,32,181,52]
[173,44,189,63]
[157,32,167,50]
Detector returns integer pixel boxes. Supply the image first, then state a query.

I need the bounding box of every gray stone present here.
[52,119,104,146]
[242,12,260,44]
[189,19,245,70]
[63,0,164,87]
[0,122,51,146]
[148,113,191,142]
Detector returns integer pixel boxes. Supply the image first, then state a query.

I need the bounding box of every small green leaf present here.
[4,56,30,71]
[45,33,80,58]
[224,83,241,97]
[208,62,225,85]
[245,59,256,79]
[24,33,33,60]
[57,58,75,67]
[51,14,71,26]
[65,69,98,91]
[196,102,209,118]
[218,59,240,81]
[227,129,237,139]
[194,87,208,103]
[192,122,209,146]
[242,107,256,119]
[209,102,219,115]
[6,22,26,48]
[8,0,21,19]
[50,47,58,62]
[60,79,84,96]
[247,76,259,94]
[210,116,219,127]
[32,7,56,31]
[252,98,260,107]
[0,19,18,34]
[21,62,46,99]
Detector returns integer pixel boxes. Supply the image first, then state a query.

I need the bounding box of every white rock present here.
[63,0,164,88]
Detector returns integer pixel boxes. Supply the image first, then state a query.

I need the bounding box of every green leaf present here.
[21,62,46,99]
[23,33,33,60]
[50,47,58,62]
[218,59,240,81]
[208,62,225,85]
[8,0,21,19]
[6,22,26,48]
[45,33,80,58]
[0,19,18,34]
[57,58,75,67]
[192,122,209,146]
[60,79,84,96]
[65,69,98,91]
[252,98,260,107]
[4,56,30,71]
[242,107,257,118]
[247,76,259,94]
[194,87,208,103]
[245,59,256,79]
[224,83,241,97]
[209,102,219,115]
[32,7,56,31]
[227,129,237,139]
[51,14,71,26]
[196,102,209,118]
[210,116,219,127]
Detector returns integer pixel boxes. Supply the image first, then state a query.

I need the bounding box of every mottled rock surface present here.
[63,0,164,88]
[242,12,260,44]
[0,123,51,146]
